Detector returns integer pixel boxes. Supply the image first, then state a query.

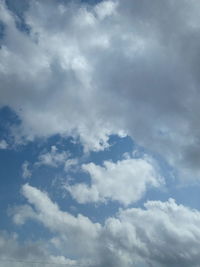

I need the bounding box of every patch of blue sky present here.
[137,182,200,212]
[0,147,25,230]
[5,0,30,35]
[0,106,21,139]
[0,20,5,42]
[88,135,135,165]
[5,0,29,15]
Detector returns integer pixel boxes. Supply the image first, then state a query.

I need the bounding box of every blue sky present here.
[1,0,200,266]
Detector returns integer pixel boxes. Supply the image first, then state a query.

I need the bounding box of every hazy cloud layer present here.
[0,231,77,267]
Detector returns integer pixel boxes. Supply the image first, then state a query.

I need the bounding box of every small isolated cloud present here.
[0,139,8,149]
[66,156,163,205]
[22,161,31,179]
[36,146,69,168]
[64,158,79,172]
[12,184,200,267]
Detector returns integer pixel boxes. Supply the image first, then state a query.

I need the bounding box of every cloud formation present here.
[1,0,200,178]
[66,156,163,205]
[12,184,200,267]
[36,145,69,167]
[3,1,200,266]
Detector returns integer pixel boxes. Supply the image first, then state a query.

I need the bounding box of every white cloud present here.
[64,158,79,172]
[66,156,163,205]
[0,139,8,149]
[94,0,118,20]
[36,146,69,167]
[12,184,200,267]
[19,184,101,260]
[104,198,200,267]
[1,0,200,178]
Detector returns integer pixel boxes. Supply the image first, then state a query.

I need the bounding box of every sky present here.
[1,0,200,266]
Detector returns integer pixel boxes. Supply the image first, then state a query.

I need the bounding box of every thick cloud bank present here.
[11,184,200,267]
[1,0,200,178]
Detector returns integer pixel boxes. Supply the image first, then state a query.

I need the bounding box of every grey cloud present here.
[1,0,200,177]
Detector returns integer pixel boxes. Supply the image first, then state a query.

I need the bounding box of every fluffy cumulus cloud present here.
[12,184,102,266]
[104,198,200,267]
[12,184,200,267]
[20,184,101,258]
[66,156,163,205]
[1,0,200,177]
